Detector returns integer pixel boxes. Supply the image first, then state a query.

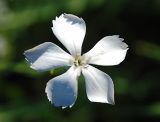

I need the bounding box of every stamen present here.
[73,56,86,67]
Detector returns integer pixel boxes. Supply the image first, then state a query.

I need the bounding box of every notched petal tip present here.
[45,82,53,103]
[106,35,129,50]
[23,50,31,58]
[24,57,30,63]
[53,13,85,26]
[63,13,84,24]
[120,42,128,50]
[62,106,67,109]
[115,36,128,49]
[61,103,74,109]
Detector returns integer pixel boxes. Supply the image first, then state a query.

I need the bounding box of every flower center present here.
[73,56,86,67]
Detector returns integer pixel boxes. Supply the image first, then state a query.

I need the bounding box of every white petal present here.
[82,65,114,104]
[52,13,86,56]
[24,42,72,71]
[45,66,79,108]
[83,35,128,66]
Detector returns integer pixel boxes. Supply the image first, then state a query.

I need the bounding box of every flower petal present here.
[24,42,72,72]
[45,66,79,108]
[83,35,128,66]
[52,13,86,56]
[82,65,114,104]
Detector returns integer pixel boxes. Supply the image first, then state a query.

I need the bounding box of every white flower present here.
[24,13,128,108]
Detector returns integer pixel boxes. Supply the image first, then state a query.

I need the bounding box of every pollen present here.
[73,56,86,67]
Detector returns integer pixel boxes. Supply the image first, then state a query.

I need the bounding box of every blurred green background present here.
[0,0,160,122]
